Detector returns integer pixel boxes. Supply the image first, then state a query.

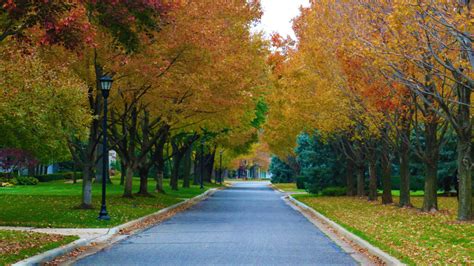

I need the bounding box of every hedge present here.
[15,176,39,185]
[35,172,82,182]
[321,187,347,196]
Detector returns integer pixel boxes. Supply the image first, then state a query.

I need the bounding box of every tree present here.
[58,0,172,206]
[0,148,37,177]
[296,133,345,194]
[269,157,295,183]
[0,1,88,47]
[0,43,90,165]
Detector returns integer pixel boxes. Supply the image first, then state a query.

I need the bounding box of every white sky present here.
[253,0,311,40]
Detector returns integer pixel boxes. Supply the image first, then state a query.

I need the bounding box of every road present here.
[76,182,357,265]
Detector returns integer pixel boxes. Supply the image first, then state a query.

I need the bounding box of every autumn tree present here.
[0,43,90,167]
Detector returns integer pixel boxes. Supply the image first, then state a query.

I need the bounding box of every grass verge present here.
[0,230,78,265]
[0,177,221,228]
[271,183,306,193]
[294,195,473,264]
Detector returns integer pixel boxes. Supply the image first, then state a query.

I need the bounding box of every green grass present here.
[272,183,306,193]
[273,183,428,196]
[0,230,78,265]
[0,176,221,228]
[381,190,425,196]
[294,195,473,264]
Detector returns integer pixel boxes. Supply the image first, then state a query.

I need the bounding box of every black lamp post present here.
[200,139,204,189]
[219,150,223,185]
[98,75,113,221]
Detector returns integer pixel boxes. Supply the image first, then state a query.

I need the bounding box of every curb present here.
[287,195,405,266]
[12,238,90,266]
[12,188,220,266]
[107,188,219,235]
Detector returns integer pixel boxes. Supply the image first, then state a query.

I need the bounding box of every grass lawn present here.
[272,183,306,193]
[0,177,221,228]
[379,190,425,196]
[274,183,429,196]
[0,230,78,265]
[294,195,474,264]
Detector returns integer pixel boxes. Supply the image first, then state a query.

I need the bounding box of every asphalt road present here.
[76,182,357,265]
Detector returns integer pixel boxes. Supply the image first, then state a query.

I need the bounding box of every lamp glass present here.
[100,76,113,91]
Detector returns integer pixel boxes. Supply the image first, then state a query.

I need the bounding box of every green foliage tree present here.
[269,157,295,183]
[296,133,345,194]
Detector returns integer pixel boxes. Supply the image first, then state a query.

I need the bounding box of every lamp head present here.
[100,75,113,91]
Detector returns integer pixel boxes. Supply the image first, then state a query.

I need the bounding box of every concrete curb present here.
[287,195,405,266]
[12,188,221,266]
[12,238,90,266]
[107,188,219,235]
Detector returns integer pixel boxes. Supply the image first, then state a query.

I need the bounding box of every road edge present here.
[285,194,405,266]
[268,183,285,193]
[12,187,222,266]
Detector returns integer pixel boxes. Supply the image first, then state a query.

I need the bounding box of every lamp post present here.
[98,75,113,221]
[219,150,223,185]
[200,139,205,189]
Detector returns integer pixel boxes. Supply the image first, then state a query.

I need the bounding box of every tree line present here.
[265,1,473,221]
[0,1,268,207]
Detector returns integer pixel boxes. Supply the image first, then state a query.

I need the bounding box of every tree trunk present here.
[120,160,125,185]
[190,156,195,185]
[95,143,103,183]
[154,136,166,194]
[182,147,192,188]
[193,155,199,185]
[123,165,134,198]
[422,162,438,212]
[368,155,378,201]
[346,160,356,196]
[457,136,473,220]
[357,166,365,197]
[455,77,472,220]
[203,151,215,183]
[202,154,211,183]
[155,170,165,193]
[399,138,412,207]
[137,166,150,196]
[170,155,180,191]
[422,122,439,212]
[155,150,165,194]
[170,140,183,191]
[79,164,94,209]
[381,151,393,204]
[72,163,77,184]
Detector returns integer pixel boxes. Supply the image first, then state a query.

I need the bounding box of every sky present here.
[253,0,310,40]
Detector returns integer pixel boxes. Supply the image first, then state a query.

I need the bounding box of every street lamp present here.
[200,139,204,189]
[98,75,113,221]
[219,150,223,185]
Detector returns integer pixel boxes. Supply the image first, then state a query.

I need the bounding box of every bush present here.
[0,172,18,178]
[304,167,335,194]
[15,176,39,185]
[0,182,15,187]
[35,172,81,182]
[321,187,347,196]
[269,157,296,183]
[0,177,17,184]
[0,177,16,187]
[296,176,306,189]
